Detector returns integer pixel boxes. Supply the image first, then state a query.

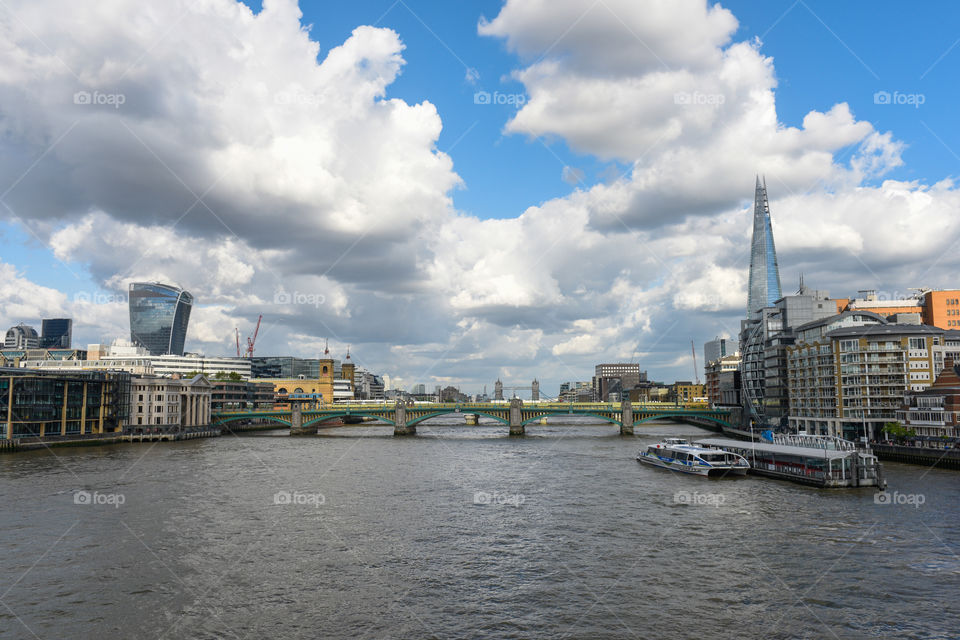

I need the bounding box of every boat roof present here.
[650,442,735,455]
[695,437,858,460]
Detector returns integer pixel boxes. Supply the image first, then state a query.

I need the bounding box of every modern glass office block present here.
[129,283,193,356]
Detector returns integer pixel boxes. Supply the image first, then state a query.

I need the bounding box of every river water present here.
[1,418,958,640]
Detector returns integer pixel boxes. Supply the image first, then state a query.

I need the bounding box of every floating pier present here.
[696,436,886,488]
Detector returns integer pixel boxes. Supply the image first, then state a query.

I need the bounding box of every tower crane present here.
[245,315,262,358]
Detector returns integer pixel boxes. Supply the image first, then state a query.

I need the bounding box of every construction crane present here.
[691,340,700,385]
[245,315,262,358]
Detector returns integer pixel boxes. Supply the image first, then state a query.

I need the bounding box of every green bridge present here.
[211,400,735,436]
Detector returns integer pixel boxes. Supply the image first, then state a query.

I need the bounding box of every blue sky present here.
[262,0,960,217]
[3,0,960,392]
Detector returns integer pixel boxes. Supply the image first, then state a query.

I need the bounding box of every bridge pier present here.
[509,398,524,436]
[289,401,315,436]
[620,399,634,436]
[393,402,415,436]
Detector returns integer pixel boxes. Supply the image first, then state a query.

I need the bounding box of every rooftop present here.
[826,323,943,339]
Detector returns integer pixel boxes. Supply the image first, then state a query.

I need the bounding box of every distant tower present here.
[324,338,329,356]
[746,176,782,316]
[341,346,355,392]
[531,379,540,401]
[494,378,503,400]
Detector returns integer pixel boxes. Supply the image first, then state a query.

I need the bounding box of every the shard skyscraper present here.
[747,176,782,316]
[740,176,783,428]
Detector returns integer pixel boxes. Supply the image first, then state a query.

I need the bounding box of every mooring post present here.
[620,398,634,436]
[393,401,415,436]
[509,398,524,436]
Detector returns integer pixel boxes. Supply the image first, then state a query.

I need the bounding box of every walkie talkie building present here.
[128,283,193,356]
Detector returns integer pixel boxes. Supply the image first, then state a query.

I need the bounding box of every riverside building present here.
[0,367,130,439]
[786,322,943,440]
[250,351,356,404]
[704,354,740,406]
[897,358,960,440]
[125,374,213,434]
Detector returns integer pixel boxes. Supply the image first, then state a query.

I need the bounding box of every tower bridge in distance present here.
[211,399,735,437]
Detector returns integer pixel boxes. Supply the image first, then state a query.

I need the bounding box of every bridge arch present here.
[519,412,622,427]
[303,412,396,427]
[213,414,292,428]
[406,410,508,427]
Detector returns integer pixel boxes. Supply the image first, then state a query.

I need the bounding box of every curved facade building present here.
[129,283,193,356]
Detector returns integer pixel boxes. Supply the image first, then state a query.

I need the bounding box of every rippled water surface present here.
[1,419,958,639]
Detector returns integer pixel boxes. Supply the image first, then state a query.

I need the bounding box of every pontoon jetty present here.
[695,433,886,488]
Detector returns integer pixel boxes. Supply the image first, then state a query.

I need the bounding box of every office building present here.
[4,323,39,349]
[128,282,193,356]
[703,338,732,367]
[0,367,130,439]
[669,382,706,403]
[593,363,646,401]
[837,288,960,331]
[746,176,782,316]
[250,351,354,404]
[558,381,595,402]
[704,354,740,406]
[354,367,385,400]
[210,380,275,410]
[1,348,87,368]
[18,339,251,379]
[39,318,72,349]
[126,374,212,434]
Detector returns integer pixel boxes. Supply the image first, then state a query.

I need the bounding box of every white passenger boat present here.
[636,438,749,477]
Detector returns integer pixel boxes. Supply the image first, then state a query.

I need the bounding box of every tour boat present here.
[636,438,749,477]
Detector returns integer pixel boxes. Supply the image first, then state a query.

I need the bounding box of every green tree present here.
[882,421,916,443]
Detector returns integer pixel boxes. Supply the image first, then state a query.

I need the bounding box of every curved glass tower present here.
[128,283,193,356]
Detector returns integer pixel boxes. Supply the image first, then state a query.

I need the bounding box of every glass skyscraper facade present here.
[746,176,782,316]
[129,283,193,356]
[40,318,72,349]
[741,177,784,427]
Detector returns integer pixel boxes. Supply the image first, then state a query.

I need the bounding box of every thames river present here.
[1,419,958,639]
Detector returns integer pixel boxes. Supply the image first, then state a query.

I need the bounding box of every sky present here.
[2,0,960,396]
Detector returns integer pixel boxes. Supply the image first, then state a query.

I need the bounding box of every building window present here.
[840,339,859,352]
[909,338,926,350]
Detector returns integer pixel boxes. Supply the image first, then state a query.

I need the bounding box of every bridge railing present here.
[212,402,727,417]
